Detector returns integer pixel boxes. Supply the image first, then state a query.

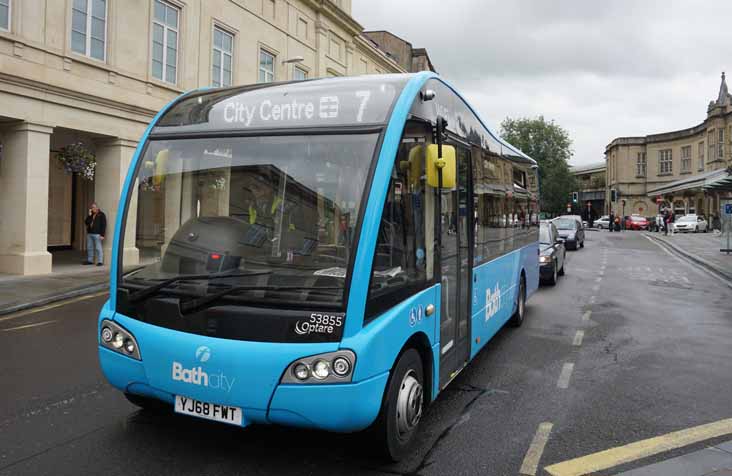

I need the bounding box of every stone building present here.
[570,161,606,215]
[362,30,436,73]
[605,73,732,219]
[0,0,429,275]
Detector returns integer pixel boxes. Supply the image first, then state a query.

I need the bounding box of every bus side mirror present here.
[426,144,456,188]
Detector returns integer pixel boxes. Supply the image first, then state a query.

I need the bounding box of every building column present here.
[315,20,328,77]
[345,41,355,76]
[0,122,54,275]
[94,138,139,266]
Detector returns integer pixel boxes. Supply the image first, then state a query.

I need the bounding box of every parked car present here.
[673,214,708,233]
[595,215,610,229]
[553,216,585,250]
[626,215,649,230]
[539,221,566,285]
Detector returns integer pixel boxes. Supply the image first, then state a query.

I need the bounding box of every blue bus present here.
[98,72,539,460]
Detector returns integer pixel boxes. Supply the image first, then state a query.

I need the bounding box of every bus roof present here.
[151,72,535,165]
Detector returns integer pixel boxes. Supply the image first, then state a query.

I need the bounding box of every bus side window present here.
[365,133,433,321]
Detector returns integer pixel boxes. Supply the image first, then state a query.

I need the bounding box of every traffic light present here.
[572,192,579,203]
[611,189,617,202]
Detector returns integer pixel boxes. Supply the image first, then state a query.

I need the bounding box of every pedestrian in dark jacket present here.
[609,211,615,232]
[84,203,106,266]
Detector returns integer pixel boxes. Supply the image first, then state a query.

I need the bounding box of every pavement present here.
[644,230,732,282]
[1,231,731,475]
[0,265,110,316]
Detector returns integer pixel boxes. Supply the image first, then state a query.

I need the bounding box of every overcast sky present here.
[353,0,732,166]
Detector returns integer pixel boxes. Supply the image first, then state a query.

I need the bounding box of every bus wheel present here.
[508,276,526,327]
[375,348,424,461]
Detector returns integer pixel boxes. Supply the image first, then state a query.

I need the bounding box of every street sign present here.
[722,200,732,254]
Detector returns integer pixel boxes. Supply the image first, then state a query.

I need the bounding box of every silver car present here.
[673,215,708,233]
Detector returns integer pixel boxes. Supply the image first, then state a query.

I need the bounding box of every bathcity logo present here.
[170,346,235,392]
[485,283,501,322]
[195,346,211,363]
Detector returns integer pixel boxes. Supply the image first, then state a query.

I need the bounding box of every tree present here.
[501,116,577,215]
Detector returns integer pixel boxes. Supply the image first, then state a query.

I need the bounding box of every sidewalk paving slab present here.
[616,444,732,476]
[0,269,109,316]
[649,232,732,281]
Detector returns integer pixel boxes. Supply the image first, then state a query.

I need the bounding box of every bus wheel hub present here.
[396,371,423,437]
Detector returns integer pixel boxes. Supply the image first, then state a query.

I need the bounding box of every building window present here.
[698,141,705,170]
[329,37,342,61]
[360,58,368,74]
[258,49,275,83]
[719,128,725,160]
[709,129,716,161]
[263,0,275,19]
[0,0,10,31]
[297,18,307,39]
[681,146,691,172]
[293,66,307,81]
[658,149,672,174]
[212,26,233,87]
[152,0,179,84]
[71,0,107,61]
[636,152,646,177]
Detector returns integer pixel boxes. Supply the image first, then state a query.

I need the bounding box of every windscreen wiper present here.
[126,271,272,304]
[179,285,343,314]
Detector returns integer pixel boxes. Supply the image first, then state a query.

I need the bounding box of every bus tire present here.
[124,393,167,412]
[508,275,526,328]
[374,348,424,462]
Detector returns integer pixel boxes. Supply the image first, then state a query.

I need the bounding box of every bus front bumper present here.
[99,346,388,433]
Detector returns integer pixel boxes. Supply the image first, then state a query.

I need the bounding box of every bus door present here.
[438,144,473,387]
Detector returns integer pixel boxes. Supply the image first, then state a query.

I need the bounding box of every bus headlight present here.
[281,350,356,384]
[293,363,310,381]
[99,319,141,361]
[332,357,351,376]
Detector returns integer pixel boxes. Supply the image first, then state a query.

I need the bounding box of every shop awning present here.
[647,168,731,196]
[703,168,732,192]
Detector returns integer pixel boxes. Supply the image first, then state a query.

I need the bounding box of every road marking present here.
[557,363,574,389]
[589,296,596,304]
[520,422,554,475]
[582,310,591,321]
[572,330,584,346]
[544,417,732,476]
[1,320,57,332]
[0,291,108,323]
[592,284,600,292]
[595,277,602,283]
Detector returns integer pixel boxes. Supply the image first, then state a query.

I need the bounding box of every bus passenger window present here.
[366,138,433,319]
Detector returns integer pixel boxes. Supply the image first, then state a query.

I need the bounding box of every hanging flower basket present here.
[57,142,96,181]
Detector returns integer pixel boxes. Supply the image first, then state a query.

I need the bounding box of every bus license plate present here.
[174,395,242,426]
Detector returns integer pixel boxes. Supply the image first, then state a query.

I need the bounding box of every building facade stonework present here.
[0,0,430,275]
[570,161,606,216]
[605,73,732,219]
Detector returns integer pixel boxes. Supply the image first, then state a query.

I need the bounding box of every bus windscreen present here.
[121,133,378,312]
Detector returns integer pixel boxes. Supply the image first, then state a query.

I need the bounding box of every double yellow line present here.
[545,418,732,476]
[0,291,108,330]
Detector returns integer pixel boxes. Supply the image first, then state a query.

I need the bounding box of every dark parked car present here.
[553,216,585,250]
[539,221,566,285]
